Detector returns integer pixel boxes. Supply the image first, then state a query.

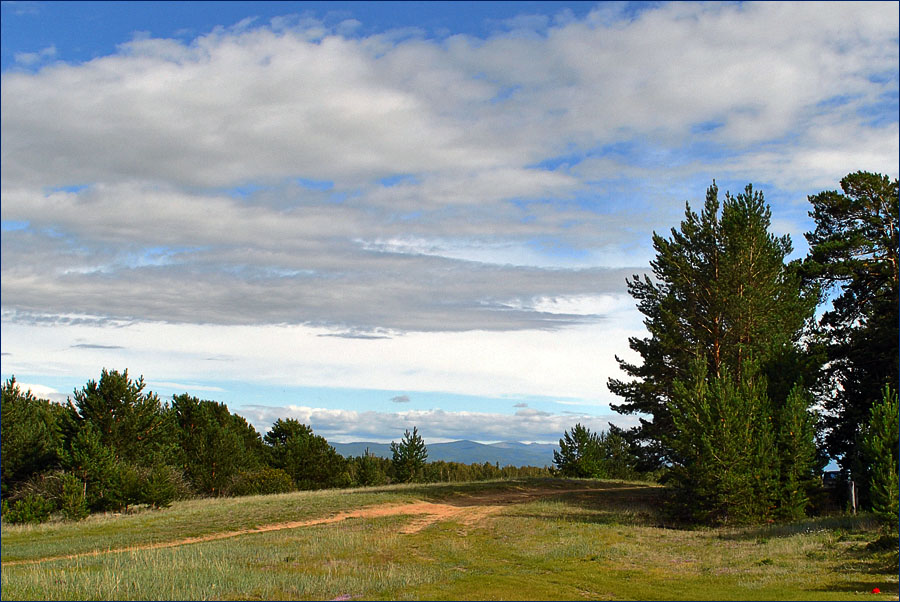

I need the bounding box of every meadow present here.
[1,478,897,601]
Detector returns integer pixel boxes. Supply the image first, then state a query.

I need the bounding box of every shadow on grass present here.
[509,487,670,528]
[411,477,672,528]
[413,478,666,511]
[717,514,882,542]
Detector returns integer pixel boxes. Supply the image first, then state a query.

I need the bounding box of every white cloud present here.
[0,2,896,435]
[236,404,634,444]
[3,2,895,193]
[13,45,56,66]
[8,381,67,404]
[149,381,226,394]
[0,312,644,404]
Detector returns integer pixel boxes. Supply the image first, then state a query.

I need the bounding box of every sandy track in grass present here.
[4,484,618,566]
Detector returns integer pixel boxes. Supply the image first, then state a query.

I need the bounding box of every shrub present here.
[3,494,55,524]
[58,473,89,521]
[862,385,899,532]
[225,467,294,497]
[141,464,181,509]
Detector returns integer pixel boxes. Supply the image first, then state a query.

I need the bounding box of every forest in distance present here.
[1,171,897,536]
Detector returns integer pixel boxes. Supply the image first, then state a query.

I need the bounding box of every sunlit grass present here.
[2,478,896,601]
[0,485,422,563]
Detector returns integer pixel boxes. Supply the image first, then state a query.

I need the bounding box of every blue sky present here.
[1,1,898,444]
[1,1,610,70]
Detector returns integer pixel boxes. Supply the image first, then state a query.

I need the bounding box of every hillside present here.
[331,440,558,467]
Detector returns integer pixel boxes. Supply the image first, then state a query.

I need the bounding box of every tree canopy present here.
[609,182,818,470]
[801,171,899,476]
[553,423,636,480]
[609,181,821,523]
[1,371,551,524]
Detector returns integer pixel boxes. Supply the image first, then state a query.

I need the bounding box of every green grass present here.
[2,478,897,600]
[0,484,428,563]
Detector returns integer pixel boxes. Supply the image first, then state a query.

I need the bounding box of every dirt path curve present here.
[4,485,601,567]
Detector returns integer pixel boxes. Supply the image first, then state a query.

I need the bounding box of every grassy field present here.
[1,478,897,601]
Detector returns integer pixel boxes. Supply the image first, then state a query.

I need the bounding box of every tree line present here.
[0,378,551,524]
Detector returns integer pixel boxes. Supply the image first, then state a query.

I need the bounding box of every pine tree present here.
[608,183,725,468]
[861,385,899,531]
[775,384,819,521]
[599,428,638,480]
[66,369,175,467]
[172,394,264,495]
[609,182,818,470]
[357,448,388,486]
[58,423,123,511]
[264,419,348,490]
[668,359,777,524]
[801,172,899,477]
[390,427,428,483]
[553,423,604,478]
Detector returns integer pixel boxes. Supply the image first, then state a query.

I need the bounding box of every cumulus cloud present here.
[0,2,896,430]
[2,3,896,336]
[10,382,68,404]
[390,395,411,403]
[237,403,635,443]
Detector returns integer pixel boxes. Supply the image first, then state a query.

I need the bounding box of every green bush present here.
[3,493,55,524]
[862,385,899,532]
[58,473,89,521]
[225,467,294,497]
[141,464,181,509]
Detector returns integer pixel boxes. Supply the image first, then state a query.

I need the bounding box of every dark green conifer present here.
[802,172,899,477]
[390,427,428,483]
[611,182,819,522]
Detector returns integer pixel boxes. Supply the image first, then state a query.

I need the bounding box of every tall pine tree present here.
[609,182,817,468]
[609,182,819,522]
[65,368,176,467]
[801,171,899,478]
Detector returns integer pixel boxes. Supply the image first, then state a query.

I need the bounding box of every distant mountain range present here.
[331,440,559,468]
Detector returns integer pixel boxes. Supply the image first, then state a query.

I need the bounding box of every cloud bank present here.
[3,2,896,335]
[1,2,897,442]
[237,403,635,444]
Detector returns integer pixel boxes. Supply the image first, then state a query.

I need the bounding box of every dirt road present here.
[5,484,613,567]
